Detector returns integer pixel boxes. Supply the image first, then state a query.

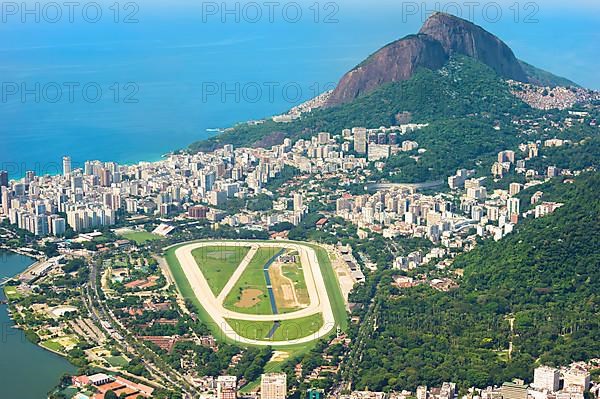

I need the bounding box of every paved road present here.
[86,261,191,393]
[173,241,336,346]
[365,180,445,192]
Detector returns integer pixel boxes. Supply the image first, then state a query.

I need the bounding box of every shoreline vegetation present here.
[0,251,77,384]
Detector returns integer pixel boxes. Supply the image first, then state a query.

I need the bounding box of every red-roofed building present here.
[72,374,154,399]
[316,218,328,229]
[72,375,91,387]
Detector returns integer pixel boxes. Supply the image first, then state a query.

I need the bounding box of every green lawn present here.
[120,231,161,244]
[226,312,324,342]
[106,355,129,367]
[223,247,282,315]
[3,286,21,300]
[192,245,250,295]
[40,335,79,354]
[40,340,65,353]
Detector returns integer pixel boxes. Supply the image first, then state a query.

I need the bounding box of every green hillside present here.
[519,60,579,88]
[347,173,600,391]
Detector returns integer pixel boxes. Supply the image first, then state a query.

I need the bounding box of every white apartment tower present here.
[533,366,560,392]
[293,193,303,212]
[63,156,72,176]
[507,197,520,216]
[416,386,428,399]
[563,368,591,391]
[353,127,367,154]
[261,373,286,399]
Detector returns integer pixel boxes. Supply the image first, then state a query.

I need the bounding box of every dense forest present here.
[372,118,522,182]
[346,173,600,392]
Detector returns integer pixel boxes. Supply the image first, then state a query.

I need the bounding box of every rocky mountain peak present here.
[326,13,530,106]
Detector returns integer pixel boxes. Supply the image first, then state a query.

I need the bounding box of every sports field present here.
[165,240,347,347]
[3,286,21,300]
[119,231,161,244]
[106,355,129,368]
[192,245,251,296]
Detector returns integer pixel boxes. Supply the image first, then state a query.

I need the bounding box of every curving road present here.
[172,241,336,346]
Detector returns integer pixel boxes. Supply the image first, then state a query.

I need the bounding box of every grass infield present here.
[191,245,250,296]
[222,247,280,315]
[226,312,324,342]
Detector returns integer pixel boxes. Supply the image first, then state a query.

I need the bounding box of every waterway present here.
[263,249,285,339]
[0,250,76,399]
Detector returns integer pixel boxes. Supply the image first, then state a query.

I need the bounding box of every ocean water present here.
[1,0,598,178]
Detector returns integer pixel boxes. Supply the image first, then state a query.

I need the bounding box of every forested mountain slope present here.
[347,173,600,392]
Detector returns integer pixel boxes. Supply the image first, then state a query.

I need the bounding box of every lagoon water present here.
[0,250,76,399]
[1,2,598,178]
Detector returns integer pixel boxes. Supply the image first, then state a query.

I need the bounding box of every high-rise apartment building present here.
[563,368,591,391]
[63,156,72,176]
[293,193,303,212]
[261,373,286,399]
[509,183,522,196]
[318,132,330,144]
[498,150,515,164]
[533,366,560,392]
[507,197,520,216]
[0,170,8,187]
[217,376,237,399]
[1,186,10,215]
[353,127,367,154]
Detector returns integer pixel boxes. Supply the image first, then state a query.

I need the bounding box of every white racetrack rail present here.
[173,241,336,346]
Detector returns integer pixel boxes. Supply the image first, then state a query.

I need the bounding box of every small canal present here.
[262,249,285,338]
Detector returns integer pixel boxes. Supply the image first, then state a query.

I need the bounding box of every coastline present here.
[0,249,77,398]
[0,245,43,260]
[5,90,327,182]
[0,249,49,350]
[0,251,70,359]
[0,246,45,284]
[7,151,174,181]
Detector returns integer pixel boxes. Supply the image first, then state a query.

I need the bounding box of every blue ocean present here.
[1,0,598,178]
